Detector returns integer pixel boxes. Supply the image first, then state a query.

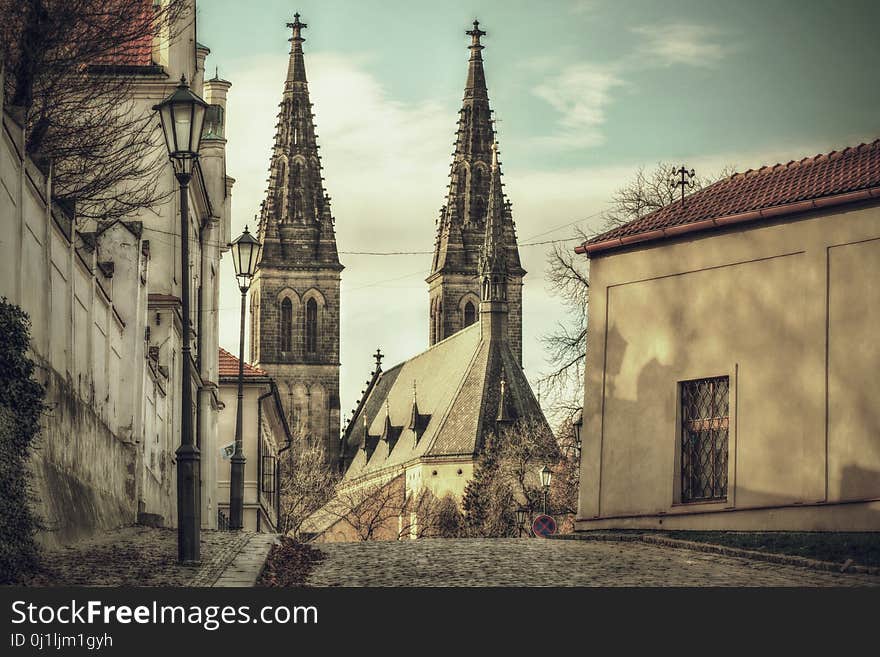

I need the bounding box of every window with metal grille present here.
[680,376,729,503]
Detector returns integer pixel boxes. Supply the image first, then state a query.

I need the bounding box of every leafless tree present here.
[496,417,560,516]
[540,163,733,413]
[0,0,189,221]
[328,477,407,542]
[278,429,340,541]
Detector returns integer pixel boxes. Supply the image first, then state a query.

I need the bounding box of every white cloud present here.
[631,23,727,67]
[532,63,624,149]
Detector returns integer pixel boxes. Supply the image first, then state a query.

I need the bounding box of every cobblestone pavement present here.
[305,538,880,587]
[25,526,256,587]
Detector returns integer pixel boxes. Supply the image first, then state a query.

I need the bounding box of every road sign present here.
[532,514,557,537]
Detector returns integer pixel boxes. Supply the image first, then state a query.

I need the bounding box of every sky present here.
[200,0,880,425]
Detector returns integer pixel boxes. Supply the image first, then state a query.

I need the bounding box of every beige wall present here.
[577,202,880,531]
[216,382,286,532]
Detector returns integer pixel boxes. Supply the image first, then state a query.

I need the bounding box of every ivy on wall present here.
[0,298,45,584]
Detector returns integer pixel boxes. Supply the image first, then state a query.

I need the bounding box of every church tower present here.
[249,13,342,461]
[427,20,525,364]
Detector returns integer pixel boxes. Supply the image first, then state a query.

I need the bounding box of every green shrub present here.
[0,299,45,584]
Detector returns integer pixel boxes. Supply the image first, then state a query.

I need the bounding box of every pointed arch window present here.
[305,298,318,354]
[464,301,476,327]
[280,298,292,352]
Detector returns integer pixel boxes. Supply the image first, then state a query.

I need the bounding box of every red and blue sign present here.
[532,514,557,537]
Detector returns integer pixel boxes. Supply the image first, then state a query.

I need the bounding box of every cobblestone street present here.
[306,538,880,587]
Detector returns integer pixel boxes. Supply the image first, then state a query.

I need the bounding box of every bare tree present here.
[496,417,560,516]
[328,477,407,542]
[278,432,340,541]
[0,0,189,221]
[540,163,732,412]
[549,415,580,527]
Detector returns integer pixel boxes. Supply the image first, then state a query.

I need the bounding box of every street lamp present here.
[154,75,208,565]
[573,408,583,455]
[227,226,262,529]
[539,465,553,515]
[515,506,528,537]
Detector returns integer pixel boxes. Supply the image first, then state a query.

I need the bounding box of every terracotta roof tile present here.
[584,139,880,254]
[218,347,269,379]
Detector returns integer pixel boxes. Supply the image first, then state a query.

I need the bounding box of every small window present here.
[305,298,318,353]
[680,376,729,503]
[463,301,476,327]
[202,104,224,139]
[280,298,292,352]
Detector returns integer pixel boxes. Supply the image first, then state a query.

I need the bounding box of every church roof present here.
[579,138,880,256]
[340,319,546,481]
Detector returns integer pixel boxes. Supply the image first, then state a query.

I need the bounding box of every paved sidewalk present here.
[305,538,880,587]
[213,533,278,587]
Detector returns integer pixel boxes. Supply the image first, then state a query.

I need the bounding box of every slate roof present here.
[340,319,547,483]
[218,347,270,380]
[582,139,880,255]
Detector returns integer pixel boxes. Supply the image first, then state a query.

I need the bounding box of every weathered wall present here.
[577,202,880,531]
[32,367,138,546]
[1,113,146,546]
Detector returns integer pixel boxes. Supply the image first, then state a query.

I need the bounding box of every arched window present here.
[463,301,476,327]
[305,298,318,353]
[280,298,292,352]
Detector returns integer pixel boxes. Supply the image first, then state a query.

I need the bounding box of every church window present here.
[680,377,729,503]
[305,298,318,353]
[463,301,476,327]
[280,298,292,352]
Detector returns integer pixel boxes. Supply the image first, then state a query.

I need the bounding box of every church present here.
[248,14,343,463]
[297,21,549,542]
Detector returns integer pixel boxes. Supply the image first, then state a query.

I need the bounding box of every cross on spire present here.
[373,348,384,370]
[287,12,307,42]
[467,19,486,47]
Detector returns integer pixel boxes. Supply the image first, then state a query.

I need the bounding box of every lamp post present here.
[539,465,553,516]
[573,408,583,457]
[153,75,208,565]
[227,226,262,529]
[515,506,528,538]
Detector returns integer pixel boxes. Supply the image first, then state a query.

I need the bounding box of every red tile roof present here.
[580,139,880,256]
[218,347,269,379]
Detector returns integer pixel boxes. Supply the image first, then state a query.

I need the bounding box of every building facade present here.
[427,21,525,365]
[249,14,343,463]
[575,141,880,532]
[216,348,290,532]
[0,0,234,543]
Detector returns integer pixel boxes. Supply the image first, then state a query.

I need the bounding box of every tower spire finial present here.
[287,12,307,43]
[467,19,486,48]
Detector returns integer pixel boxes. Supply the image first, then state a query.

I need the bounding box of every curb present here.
[550,532,880,576]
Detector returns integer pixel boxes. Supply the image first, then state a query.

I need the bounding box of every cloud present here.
[631,23,727,67]
[532,63,624,149]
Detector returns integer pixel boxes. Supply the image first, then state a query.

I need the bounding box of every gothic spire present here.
[257,12,340,269]
[480,143,508,295]
[285,13,308,87]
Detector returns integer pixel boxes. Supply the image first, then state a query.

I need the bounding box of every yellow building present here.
[216,348,291,532]
[575,141,880,532]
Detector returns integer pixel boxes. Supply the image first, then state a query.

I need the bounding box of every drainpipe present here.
[258,387,273,531]
[269,380,293,533]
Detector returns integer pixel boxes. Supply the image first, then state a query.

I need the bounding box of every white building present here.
[0,1,234,545]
